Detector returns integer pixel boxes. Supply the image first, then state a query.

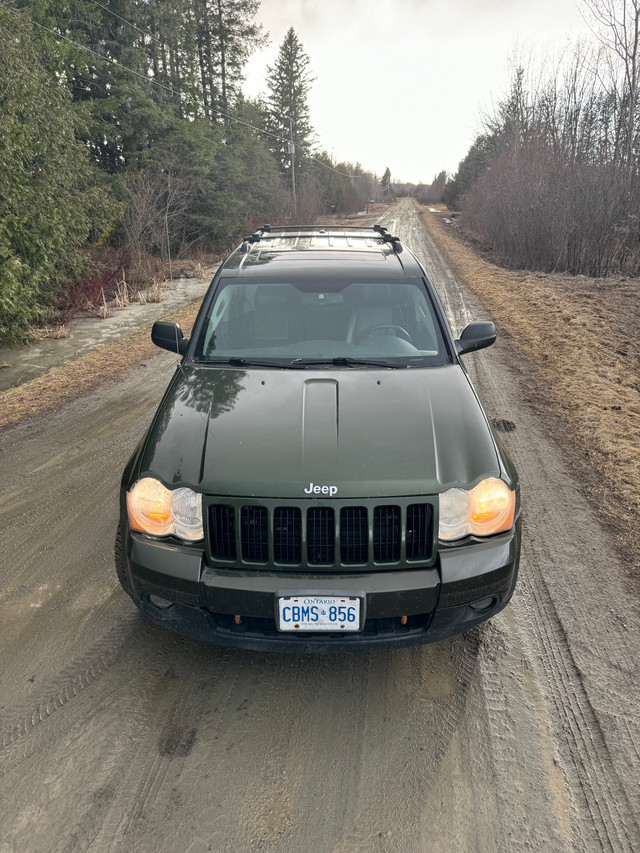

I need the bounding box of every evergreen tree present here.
[0,1,281,341]
[442,134,496,209]
[192,0,266,122]
[0,5,113,343]
[266,28,315,188]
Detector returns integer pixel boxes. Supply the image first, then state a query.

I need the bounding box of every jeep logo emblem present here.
[304,482,338,497]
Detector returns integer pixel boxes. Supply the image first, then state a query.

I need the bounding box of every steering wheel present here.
[355,323,412,344]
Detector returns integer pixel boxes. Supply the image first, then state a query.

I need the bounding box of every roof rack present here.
[239,223,403,254]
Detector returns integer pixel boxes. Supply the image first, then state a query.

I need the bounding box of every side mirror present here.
[151,321,189,355]
[455,322,496,356]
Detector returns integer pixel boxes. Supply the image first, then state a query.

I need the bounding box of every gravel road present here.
[0,200,638,852]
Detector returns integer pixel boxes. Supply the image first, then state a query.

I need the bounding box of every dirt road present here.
[1,200,638,852]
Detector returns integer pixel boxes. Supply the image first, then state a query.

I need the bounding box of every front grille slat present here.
[210,505,236,560]
[406,504,433,560]
[340,507,368,564]
[241,506,268,562]
[274,507,302,563]
[374,505,401,562]
[208,501,433,569]
[307,507,335,564]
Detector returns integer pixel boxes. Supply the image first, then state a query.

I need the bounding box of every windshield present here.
[194,279,450,366]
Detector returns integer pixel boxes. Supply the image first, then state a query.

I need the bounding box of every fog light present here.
[469,596,496,612]
[149,594,174,610]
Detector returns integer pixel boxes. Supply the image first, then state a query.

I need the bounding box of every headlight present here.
[127,478,204,542]
[439,478,515,541]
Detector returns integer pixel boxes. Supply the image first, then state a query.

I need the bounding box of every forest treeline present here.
[0,2,384,344]
[417,1,640,278]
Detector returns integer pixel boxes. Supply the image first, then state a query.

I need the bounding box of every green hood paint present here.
[139,364,500,499]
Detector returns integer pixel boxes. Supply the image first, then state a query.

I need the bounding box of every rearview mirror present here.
[151,321,189,355]
[455,322,496,356]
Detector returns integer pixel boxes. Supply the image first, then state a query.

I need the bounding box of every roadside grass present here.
[419,204,640,560]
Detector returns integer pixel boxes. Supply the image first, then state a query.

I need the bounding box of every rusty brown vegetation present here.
[421,207,640,553]
[441,2,640,279]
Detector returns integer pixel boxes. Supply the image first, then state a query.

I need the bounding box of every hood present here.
[139,364,499,498]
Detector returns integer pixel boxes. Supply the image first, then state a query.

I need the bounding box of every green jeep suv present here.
[116,224,520,651]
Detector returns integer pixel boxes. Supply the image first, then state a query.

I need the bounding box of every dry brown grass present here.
[113,279,131,310]
[144,278,164,303]
[26,325,71,341]
[420,205,640,533]
[97,288,110,319]
[0,303,200,430]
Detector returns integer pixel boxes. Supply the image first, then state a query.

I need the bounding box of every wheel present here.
[355,323,412,344]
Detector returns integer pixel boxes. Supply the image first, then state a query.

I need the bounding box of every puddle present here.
[0,273,215,391]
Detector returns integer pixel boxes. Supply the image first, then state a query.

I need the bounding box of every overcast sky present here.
[243,0,594,184]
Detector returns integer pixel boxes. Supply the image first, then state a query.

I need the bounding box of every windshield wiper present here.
[289,357,406,368]
[200,357,304,369]
[199,356,408,369]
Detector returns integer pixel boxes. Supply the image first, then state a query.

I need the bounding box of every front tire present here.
[114,523,133,596]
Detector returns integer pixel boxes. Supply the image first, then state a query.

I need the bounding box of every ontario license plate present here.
[277,595,363,632]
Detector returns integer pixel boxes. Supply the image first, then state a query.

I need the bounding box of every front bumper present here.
[121,518,520,653]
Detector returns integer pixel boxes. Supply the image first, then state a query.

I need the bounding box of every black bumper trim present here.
[123,522,520,652]
[130,592,512,653]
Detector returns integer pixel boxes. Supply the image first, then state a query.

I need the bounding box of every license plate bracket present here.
[276,591,366,633]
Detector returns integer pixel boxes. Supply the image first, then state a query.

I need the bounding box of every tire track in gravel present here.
[391,199,640,851]
[0,613,188,781]
[79,637,481,853]
[0,616,149,753]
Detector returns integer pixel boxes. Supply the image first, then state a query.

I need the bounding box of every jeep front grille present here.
[373,506,401,561]
[406,503,432,560]
[273,507,302,563]
[207,500,435,570]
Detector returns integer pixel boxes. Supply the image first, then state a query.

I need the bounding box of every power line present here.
[78,0,361,178]
[24,14,182,99]
[30,2,384,187]
[9,6,385,188]
[86,0,163,46]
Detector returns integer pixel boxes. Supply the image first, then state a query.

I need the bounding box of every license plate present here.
[277,594,363,632]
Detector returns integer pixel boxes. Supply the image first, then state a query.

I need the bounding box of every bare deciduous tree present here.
[581,0,640,172]
[121,162,192,286]
[456,34,640,276]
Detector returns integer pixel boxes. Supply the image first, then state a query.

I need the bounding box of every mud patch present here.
[492,418,517,433]
[158,724,197,758]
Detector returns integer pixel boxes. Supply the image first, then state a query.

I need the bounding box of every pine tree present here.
[266,28,315,188]
[193,0,266,122]
[0,5,113,342]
